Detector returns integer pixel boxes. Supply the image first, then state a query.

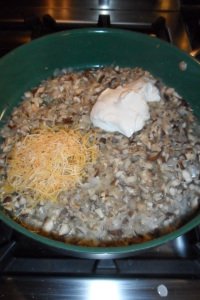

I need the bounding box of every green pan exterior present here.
[0,28,200,258]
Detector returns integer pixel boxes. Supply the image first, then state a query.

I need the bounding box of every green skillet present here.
[0,28,200,259]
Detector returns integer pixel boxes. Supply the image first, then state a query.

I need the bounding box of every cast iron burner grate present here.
[1,10,188,58]
[23,14,171,43]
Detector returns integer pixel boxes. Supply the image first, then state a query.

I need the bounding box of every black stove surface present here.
[1,1,200,299]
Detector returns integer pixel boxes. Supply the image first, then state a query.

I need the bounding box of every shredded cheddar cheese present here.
[5,128,97,201]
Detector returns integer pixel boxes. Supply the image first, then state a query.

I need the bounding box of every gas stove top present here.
[0,0,196,56]
[0,1,200,299]
[0,221,200,300]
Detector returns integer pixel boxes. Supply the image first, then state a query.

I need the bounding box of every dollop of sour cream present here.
[90,77,161,137]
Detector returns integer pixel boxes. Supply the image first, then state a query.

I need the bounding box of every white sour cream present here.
[90,77,161,137]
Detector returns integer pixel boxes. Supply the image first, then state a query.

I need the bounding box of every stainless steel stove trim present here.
[0,277,200,300]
